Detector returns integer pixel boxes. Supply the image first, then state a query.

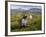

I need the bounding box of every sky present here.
[10,4,42,10]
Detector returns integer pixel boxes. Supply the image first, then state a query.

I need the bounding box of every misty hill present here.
[11,8,42,15]
[30,8,42,12]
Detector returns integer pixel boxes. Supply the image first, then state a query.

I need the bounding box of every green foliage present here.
[11,12,42,32]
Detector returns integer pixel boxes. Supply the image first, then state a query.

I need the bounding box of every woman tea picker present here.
[20,15,27,28]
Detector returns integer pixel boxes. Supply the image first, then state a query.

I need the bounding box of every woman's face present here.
[30,15,32,19]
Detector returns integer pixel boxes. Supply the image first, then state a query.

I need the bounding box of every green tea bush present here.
[11,13,42,32]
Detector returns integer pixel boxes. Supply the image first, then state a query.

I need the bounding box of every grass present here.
[11,12,42,32]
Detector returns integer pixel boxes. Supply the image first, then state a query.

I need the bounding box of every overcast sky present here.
[10,4,41,10]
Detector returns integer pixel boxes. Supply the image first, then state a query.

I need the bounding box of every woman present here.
[20,15,27,28]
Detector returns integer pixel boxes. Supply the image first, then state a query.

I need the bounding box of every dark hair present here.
[23,16,27,19]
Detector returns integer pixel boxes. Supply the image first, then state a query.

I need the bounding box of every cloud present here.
[10,5,41,10]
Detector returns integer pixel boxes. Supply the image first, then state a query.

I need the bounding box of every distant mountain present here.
[11,8,41,12]
[11,8,42,15]
[30,8,42,12]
